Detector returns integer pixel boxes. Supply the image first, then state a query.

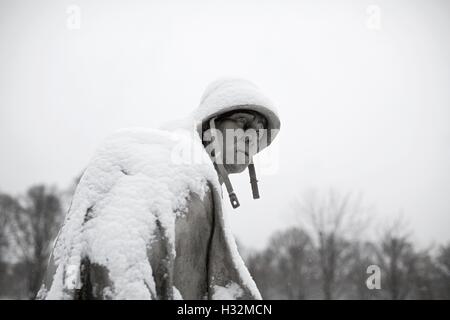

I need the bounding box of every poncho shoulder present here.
[44,127,220,299]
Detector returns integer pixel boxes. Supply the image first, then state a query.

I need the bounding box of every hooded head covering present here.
[193,78,281,150]
[192,78,281,208]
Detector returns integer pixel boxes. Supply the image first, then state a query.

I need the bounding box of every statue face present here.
[214,110,267,174]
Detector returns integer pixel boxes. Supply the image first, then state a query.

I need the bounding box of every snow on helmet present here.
[194,78,281,209]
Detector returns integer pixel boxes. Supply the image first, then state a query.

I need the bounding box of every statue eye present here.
[254,120,263,129]
[235,117,248,126]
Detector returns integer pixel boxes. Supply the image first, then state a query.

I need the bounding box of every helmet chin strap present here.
[209,117,240,208]
[248,160,260,199]
[208,117,261,209]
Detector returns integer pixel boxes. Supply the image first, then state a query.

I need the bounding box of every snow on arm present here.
[47,127,218,299]
[212,282,244,300]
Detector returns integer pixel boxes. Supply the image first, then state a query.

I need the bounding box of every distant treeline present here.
[1,184,449,300]
[245,190,450,300]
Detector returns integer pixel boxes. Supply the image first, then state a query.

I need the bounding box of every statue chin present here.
[224,163,248,174]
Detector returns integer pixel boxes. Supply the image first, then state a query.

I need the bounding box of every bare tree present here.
[7,185,63,298]
[408,247,440,299]
[269,228,316,299]
[0,195,9,261]
[246,250,277,299]
[294,189,370,299]
[434,243,450,299]
[345,240,379,299]
[375,216,415,299]
[0,193,26,297]
[246,227,320,299]
[0,193,21,262]
[0,194,13,295]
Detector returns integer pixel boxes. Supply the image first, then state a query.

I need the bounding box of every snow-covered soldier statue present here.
[38,78,281,300]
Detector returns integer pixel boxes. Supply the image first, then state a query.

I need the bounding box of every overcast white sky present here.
[1,0,449,250]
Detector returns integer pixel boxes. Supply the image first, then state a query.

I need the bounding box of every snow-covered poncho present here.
[39,78,279,300]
